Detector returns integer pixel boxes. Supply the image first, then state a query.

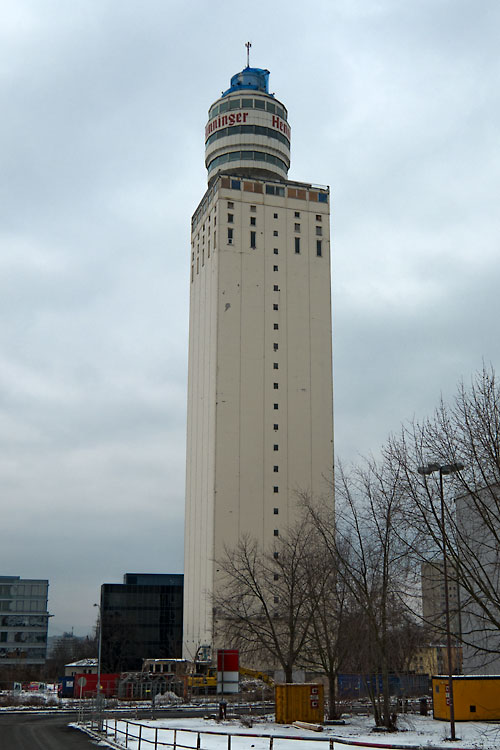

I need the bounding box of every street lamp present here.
[417,462,464,741]
[94,602,103,731]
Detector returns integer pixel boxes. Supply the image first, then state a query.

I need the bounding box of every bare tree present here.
[388,365,500,671]
[213,519,318,683]
[305,460,418,729]
[298,530,354,718]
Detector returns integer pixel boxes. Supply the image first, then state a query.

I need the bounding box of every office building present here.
[100,573,183,672]
[183,64,334,657]
[0,576,49,666]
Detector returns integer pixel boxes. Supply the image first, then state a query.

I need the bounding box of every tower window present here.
[273,343,278,351]
[273,265,278,271]
[273,444,278,451]
[273,383,279,389]
[273,285,279,291]
[227,228,233,243]
[274,573,279,580]
[274,529,279,536]
[273,466,279,473]
[273,248,278,255]
[316,226,323,236]
[273,213,278,219]
[295,237,301,254]
[250,231,256,249]
[294,223,300,232]
[274,552,279,559]
[273,363,278,369]
[273,230,279,237]
[250,216,256,226]
[317,240,322,257]
[228,213,234,223]
[316,215,322,221]
[273,487,279,493]
[274,323,279,330]
[227,202,234,209]
[294,211,300,218]
[250,205,256,212]
[273,424,278,430]
[273,304,278,310]
[273,403,278,409]
[274,508,279,514]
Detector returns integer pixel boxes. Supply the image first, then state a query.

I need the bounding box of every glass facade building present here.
[0,576,49,666]
[100,573,183,672]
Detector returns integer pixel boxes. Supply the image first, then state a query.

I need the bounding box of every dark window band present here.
[207,150,288,174]
[206,124,290,148]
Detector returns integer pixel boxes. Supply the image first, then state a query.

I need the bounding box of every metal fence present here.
[86,718,478,750]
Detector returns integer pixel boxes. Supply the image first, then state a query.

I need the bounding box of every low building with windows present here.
[0,576,49,667]
[64,657,98,677]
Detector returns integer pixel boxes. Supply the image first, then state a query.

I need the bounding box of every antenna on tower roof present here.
[245,41,252,68]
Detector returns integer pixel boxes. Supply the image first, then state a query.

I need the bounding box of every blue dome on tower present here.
[222,67,271,97]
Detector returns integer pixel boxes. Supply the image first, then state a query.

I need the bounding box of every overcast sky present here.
[1,0,499,637]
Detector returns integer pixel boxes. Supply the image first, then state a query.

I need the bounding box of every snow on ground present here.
[97,715,500,750]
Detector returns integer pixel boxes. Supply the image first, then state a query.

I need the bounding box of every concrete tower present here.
[183,65,334,659]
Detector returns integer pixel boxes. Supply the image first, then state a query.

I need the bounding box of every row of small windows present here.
[193,180,328,228]
[206,125,290,148]
[227,230,323,256]
[294,224,323,236]
[209,98,287,121]
[207,150,288,175]
[218,177,328,203]
[193,204,324,276]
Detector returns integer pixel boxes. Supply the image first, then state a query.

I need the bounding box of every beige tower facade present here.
[183,66,334,659]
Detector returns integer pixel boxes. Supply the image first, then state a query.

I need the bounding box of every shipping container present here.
[432,675,500,721]
[275,683,324,724]
[73,672,119,698]
[58,676,75,698]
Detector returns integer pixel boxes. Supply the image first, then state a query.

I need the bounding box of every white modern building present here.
[183,64,334,659]
[456,485,500,674]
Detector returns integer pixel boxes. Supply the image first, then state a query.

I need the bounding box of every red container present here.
[217,649,239,672]
[73,673,119,698]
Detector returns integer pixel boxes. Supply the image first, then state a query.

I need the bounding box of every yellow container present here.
[432,675,500,721]
[275,683,324,724]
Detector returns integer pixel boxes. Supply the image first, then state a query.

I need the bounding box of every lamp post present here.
[417,462,463,741]
[94,602,103,731]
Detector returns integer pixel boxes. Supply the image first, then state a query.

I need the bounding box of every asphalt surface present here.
[0,705,274,748]
[0,711,97,749]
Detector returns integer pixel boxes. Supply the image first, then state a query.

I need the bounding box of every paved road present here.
[0,711,98,749]
[0,705,273,748]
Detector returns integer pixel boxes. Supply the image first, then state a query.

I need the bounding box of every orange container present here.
[275,683,324,724]
[432,675,500,721]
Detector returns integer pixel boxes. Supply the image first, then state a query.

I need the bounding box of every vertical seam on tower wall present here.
[212,191,220,638]
[308,208,313,499]
[238,192,243,540]
[262,197,267,544]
